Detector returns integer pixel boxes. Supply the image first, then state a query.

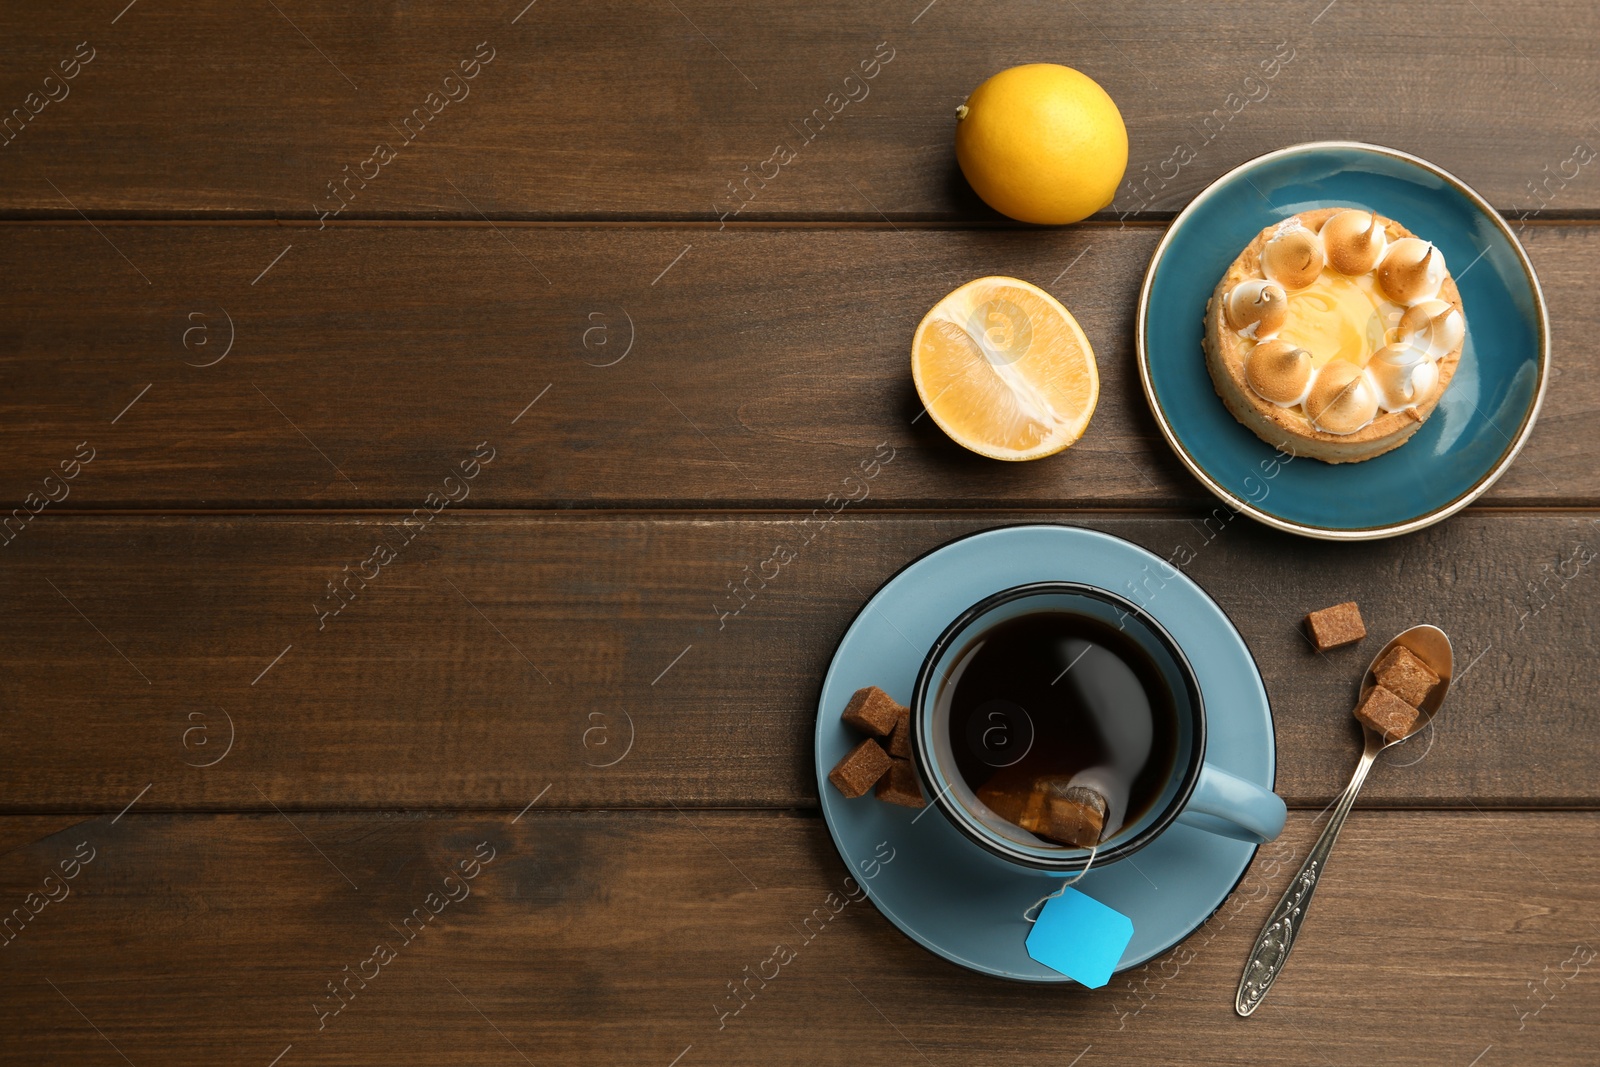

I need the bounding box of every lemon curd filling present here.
[1275,271,1395,370]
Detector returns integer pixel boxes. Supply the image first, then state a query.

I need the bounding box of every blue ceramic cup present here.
[911,582,1287,872]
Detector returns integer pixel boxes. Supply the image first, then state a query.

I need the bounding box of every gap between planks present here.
[28,505,1600,519]
[4,801,1600,818]
[0,214,1598,228]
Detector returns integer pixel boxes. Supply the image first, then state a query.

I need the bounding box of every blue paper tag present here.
[1024,888,1134,988]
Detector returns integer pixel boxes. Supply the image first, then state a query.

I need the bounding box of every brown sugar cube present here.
[828,738,893,798]
[1354,685,1421,742]
[841,685,904,737]
[887,707,912,759]
[874,758,926,809]
[1305,601,1367,651]
[1373,645,1440,707]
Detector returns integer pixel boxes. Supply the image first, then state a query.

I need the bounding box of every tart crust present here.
[1203,207,1463,463]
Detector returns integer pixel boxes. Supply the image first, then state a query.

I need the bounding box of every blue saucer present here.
[1137,142,1549,540]
[815,525,1275,981]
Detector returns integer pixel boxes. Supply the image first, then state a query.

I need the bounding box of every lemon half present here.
[911,276,1099,460]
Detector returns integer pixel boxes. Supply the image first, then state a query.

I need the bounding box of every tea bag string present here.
[1022,844,1098,924]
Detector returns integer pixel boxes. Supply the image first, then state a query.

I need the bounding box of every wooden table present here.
[2,2,1596,1064]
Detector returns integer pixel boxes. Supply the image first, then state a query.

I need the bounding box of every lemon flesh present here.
[912,276,1099,460]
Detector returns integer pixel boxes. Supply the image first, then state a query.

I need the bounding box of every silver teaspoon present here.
[1235,624,1454,1017]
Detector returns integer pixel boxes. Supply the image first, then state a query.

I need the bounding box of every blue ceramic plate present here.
[1138,142,1549,540]
[814,524,1275,981]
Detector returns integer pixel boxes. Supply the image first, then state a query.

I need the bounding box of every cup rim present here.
[911,581,1208,872]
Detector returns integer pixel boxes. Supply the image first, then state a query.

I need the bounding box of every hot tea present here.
[938,609,1179,845]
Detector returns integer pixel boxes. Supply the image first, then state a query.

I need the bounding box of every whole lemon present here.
[955,64,1128,225]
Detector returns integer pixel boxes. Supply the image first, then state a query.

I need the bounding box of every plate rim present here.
[1135,139,1551,541]
[812,522,1276,980]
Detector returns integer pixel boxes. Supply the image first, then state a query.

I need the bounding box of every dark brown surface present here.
[0,223,1594,509]
[1,1,1598,219]
[0,511,1595,812]
[4,0,1598,1062]
[1,811,1595,1066]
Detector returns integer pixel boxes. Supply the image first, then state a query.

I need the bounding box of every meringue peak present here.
[1369,341,1441,412]
[1399,298,1464,356]
[1377,238,1446,305]
[1321,210,1388,275]
[1245,340,1314,406]
[1304,359,1379,435]
[1262,221,1325,290]
[1225,279,1289,339]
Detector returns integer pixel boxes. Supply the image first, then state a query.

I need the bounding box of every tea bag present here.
[1018,785,1110,923]
[1058,765,1128,843]
[1019,779,1108,848]
[974,776,1107,848]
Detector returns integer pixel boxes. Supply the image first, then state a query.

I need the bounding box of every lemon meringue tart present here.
[1203,207,1464,463]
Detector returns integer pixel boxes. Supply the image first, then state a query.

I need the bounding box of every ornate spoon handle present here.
[1236,736,1382,1017]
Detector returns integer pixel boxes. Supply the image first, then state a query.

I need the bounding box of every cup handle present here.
[1174,763,1287,844]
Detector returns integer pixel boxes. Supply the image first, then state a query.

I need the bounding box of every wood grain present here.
[2,511,1595,812]
[0,223,1591,509]
[1,810,1595,1065]
[3,1,1596,1062]
[0,2,1597,219]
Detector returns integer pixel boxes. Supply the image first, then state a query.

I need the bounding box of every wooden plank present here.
[0,818,85,863]
[2,511,1595,811]
[0,809,1595,1064]
[1,223,1591,508]
[0,2,1597,218]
